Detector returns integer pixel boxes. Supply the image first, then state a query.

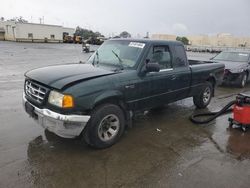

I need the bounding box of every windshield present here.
[213,52,250,62]
[87,40,145,69]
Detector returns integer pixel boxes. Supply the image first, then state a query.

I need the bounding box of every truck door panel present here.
[143,45,176,107]
[169,45,191,100]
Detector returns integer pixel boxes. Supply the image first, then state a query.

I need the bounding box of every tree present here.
[75,26,103,39]
[176,36,189,45]
[0,17,4,21]
[119,31,131,38]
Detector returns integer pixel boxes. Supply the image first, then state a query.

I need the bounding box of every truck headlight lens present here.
[48,91,74,108]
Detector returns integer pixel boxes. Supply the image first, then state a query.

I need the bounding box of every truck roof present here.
[109,38,183,46]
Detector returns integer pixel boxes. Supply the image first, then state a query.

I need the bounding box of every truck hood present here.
[214,60,247,70]
[25,64,116,89]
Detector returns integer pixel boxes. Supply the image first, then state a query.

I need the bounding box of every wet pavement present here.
[1,41,250,188]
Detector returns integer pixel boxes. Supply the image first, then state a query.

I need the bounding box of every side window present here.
[174,45,187,68]
[146,45,172,70]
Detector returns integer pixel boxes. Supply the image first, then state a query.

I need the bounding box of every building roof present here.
[62,27,75,30]
[16,22,62,28]
[1,20,74,29]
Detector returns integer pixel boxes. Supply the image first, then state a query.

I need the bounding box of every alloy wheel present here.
[203,87,211,104]
[97,114,120,142]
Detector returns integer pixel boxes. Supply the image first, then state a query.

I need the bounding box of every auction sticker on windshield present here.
[129,42,145,49]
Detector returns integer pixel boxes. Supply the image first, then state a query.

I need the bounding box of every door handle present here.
[125,85,135,89]
[171,75,177,80]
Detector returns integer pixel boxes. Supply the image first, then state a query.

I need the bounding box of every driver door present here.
[124,45,175,110]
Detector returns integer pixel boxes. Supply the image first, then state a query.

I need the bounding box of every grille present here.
[25,80,48,104]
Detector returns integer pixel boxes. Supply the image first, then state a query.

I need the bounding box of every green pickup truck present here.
[23,39,225,148]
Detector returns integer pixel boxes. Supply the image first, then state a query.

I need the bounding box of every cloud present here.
[0,0,249,37]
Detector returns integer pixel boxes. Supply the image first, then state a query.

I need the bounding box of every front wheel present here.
[83,104,125,149]
[193,81,213,109]
[238,72,247,88]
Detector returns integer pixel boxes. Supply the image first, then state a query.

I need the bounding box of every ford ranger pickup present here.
[23,39,225,148]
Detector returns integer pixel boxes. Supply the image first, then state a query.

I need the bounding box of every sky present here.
[0,0,249,37]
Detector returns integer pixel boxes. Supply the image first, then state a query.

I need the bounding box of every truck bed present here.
[188,59,214,65]
[188,60,225,97]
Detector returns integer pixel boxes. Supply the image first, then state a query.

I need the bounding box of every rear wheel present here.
[193,81,213,109]
[83,104,125,149]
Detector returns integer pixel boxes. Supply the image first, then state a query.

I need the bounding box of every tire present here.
[242,126,247,132]
[83,104,125,149]
[193,81,213,109]
[238,72,247,88]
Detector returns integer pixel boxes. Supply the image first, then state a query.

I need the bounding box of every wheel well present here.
[93,97,131,127]
[94,97,124,109]
[206,77,216,88]
[93,97,127,116]
[206,77,216,96]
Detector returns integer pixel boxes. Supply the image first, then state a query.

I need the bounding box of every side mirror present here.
[145,62,160,73]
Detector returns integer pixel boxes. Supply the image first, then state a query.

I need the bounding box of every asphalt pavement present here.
[0,41,250,188]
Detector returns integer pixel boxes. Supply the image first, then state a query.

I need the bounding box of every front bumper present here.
[222,72,243,85]
[23,93,90,138]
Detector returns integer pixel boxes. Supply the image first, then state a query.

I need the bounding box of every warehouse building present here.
[188,33,250,48]
[151,33,250,48]
[151,34,176,41]
[0,21,75,42]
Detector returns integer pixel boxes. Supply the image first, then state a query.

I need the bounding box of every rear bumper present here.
[23,93,90,138]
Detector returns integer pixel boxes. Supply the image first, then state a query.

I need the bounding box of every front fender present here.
[93,90,124,107]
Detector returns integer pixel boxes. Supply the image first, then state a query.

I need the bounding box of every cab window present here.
[146,45,172,70]
[173,45,187,68]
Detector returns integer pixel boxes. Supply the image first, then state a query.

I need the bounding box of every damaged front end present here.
[222,69,245,86]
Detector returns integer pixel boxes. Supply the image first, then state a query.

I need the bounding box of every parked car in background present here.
[212,51,250,87]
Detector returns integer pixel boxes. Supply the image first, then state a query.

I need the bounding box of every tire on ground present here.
[238,72,247,88]
[83,103,125,149]
[193,81,213,109]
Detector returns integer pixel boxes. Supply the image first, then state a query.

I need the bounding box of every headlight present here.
[48,90,74,108]
[230,68,244,73]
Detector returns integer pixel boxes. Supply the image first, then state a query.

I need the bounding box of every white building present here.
[188,34,250,48]
[151,34,177,41]
[0,21,75,42]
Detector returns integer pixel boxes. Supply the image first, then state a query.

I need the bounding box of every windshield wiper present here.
[92,50,99,66]
[112,50,124,70]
